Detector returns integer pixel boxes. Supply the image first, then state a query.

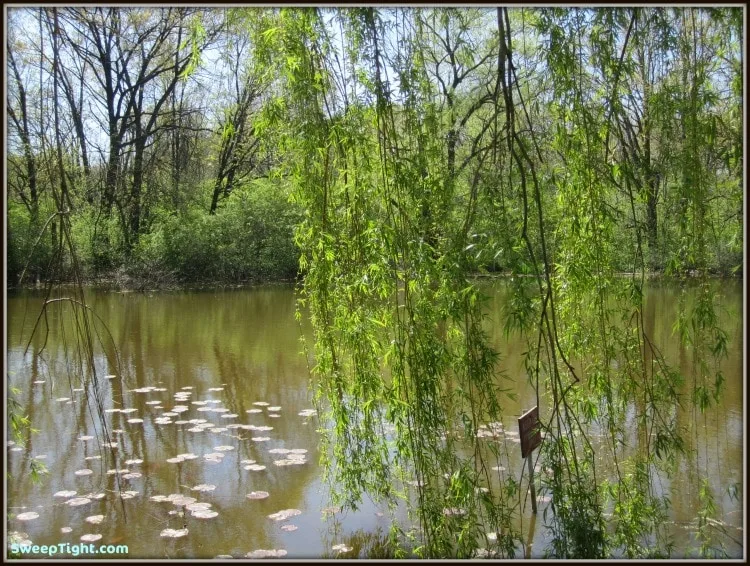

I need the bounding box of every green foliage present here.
[132,180,300,283]
[6,202,56,285]
[7,386,48,485]
[70,209,127,277]
[695,478,728,558]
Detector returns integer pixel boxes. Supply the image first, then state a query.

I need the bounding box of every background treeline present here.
[5,7,743,287]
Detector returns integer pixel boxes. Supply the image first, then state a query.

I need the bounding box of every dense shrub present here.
[6,202,56,285]
[131,180,300,283]
[70,209,127,278]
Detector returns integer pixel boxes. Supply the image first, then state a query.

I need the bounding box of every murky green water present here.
[6,281,743,558]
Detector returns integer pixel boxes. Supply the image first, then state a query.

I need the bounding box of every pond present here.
[5,280,743,558]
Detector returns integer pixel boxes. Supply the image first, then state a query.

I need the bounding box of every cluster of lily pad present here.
[11,376,334,556]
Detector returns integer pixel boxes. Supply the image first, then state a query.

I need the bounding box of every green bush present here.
[132,179,301,283]
[70,209,127,278]
[6,202,56,285]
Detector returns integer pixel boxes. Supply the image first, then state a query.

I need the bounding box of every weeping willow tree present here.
[252,6,739,558]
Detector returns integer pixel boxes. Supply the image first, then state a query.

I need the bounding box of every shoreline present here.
[7,269,742,294]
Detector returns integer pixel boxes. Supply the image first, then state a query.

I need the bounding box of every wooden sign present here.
[518,406,541,458]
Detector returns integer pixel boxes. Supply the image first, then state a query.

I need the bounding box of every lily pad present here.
[122,473,142,479]
[246,491,270,500]
[124,458,143,465]
[332,544,353,554]
[245,409,262,414]
[168,494,197,506]
[186,502,212,511]
[78,436,94,441]
[268,509,302,522]
[442,507,466,517]
[80,534,102,542]
[54,490,78,498]
[16,512,40,521]
[191,484,216,492]
[160,528,189,538]
[74,469,94,476]
[246,549,287,558]
[280,524,298,532]
[244,464,266,472]
[273,459,306,467]
[251,437,271,442]
[67,497,92,507]
[127,418,144,424]
[85,515,105,525]
[298,409,317,417]
[191,510,219,519]
[61,527,73,533]
[252,402,270,407]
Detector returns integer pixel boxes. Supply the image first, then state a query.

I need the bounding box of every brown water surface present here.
[5,281,743,558]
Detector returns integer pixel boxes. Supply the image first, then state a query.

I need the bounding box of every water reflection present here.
[6,281,743,558]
